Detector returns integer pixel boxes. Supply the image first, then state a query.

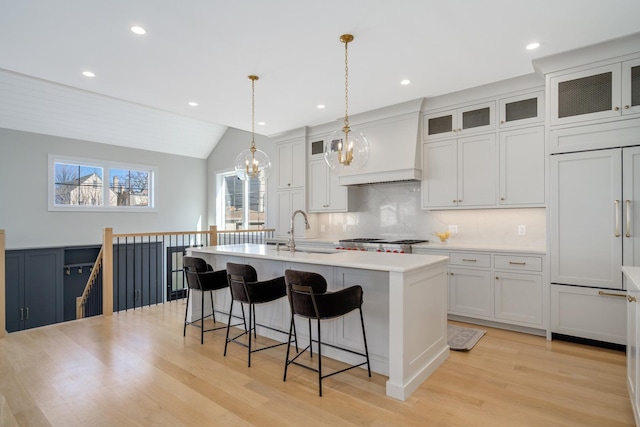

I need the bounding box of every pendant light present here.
[324,34,370,172]
[234,75,271,180]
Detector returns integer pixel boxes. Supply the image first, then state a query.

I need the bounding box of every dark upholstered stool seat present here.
[224,262,296,367]
[183,256,233,344]
[283,269,371,396]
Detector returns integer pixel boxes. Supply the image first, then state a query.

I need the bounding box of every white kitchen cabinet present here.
[623,147,640,267]
[308,159,356,212]
[449,267,492,318]
[448,252,492,318]
[498,90,544,129]
[551,146,640,289]
[414,247,547,333]
[422,133,496,209]
[624,268,640,425]
[277,138,306,190]
[549,58,640,127]
[622,58,640,116]
[275,189,306,239]
[498,126,545,206]
[550,149,623,289]
[423,101,495,141]
[550,284,627,345]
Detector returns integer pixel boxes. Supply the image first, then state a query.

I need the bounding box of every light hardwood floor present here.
[0,301,634,426]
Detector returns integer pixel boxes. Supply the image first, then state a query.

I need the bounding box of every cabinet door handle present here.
[450,272,454,276]
[629,295,637,302]
[615,200,621,237]
[20,308,24,321]
[25,307,29,320]
[598,290,626,298]
[626,200,631,238]
[625,105,630,109]
[509,261,526,265]
[614,106,620,111]
[495,276,500,280]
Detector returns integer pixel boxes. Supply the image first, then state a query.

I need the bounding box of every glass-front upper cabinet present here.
[622,57,640,116]
[548,59,640,127]
[423,101,495,141]
[498,91,544,129]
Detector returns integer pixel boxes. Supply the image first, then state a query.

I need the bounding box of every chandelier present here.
[324,34,369,172]
[234,75,271,180]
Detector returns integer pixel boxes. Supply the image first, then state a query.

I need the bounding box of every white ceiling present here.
[1,0,640,158]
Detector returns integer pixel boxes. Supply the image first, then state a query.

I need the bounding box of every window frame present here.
[48,154,157,212]
[216,169,267,230]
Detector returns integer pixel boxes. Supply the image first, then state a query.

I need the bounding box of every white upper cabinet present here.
[622,57,640,116]
[423,101,495,141]
[548,61,640,127]
[308,159,351,212]
[498,91,544,129]
[422,133,496,209]
[499,126,545,206]
[277,138,306,189]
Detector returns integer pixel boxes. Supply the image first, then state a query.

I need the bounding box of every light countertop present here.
[189,244,448,273]
[411,242,546,254]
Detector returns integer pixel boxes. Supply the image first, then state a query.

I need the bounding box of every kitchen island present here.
[188,244,449,401]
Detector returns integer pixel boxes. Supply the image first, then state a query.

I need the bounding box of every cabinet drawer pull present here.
[598,291,626,298]
[629,295,637,303]
[509,261,526,265]
[461,259,477,262]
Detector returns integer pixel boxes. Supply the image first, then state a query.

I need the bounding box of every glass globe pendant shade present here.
[234,146,271,181]
[323,128,370,173]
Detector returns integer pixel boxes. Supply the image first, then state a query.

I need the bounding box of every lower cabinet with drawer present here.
[550,284,627,345]
[414,248,546,333]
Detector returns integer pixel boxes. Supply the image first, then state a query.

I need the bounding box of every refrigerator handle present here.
[615,200,620,237]
[624,200,631,237]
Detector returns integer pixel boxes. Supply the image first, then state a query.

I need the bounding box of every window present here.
[217,171,266,230]
[49,155,155,211]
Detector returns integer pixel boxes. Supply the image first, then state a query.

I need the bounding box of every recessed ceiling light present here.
[400,79,411,85]
[526,42,540,50]
[317,104,326,109]
[188,101,198,107]
[258,122,266,126]
[82,71,95,77]
[131,26,146,35]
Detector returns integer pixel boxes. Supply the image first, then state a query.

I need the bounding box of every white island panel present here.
[188,244,449,401]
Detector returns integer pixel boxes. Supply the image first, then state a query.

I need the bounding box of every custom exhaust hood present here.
[336,98,425,186]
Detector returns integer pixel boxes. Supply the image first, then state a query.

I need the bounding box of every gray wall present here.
[0,128,208,249]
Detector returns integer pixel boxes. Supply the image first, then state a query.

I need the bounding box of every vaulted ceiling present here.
[1,0,639,158]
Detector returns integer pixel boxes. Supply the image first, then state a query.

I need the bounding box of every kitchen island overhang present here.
[188,244,449,401]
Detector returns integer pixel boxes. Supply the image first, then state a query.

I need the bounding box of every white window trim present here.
[48,154,157,212]
[216,169,267,230]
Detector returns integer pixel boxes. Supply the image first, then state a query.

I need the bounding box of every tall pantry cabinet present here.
[538,33,640,345]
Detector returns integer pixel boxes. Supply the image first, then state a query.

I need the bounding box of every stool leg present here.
[283,316,295,382]
[200,288,205,345]
[252,304,257,339]
[247,303,253,367]
[183,288,190,337]
[360,308,372,377]
[317,319,322,397]
[224,299,234,356]
[210,290,216,324]
[308,318,313,358]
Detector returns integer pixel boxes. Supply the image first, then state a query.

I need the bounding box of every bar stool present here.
[283,269,371,396]
[225,262,296,367]
[183,256,235,344]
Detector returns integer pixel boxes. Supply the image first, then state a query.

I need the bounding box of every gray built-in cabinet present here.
[5,248,63,332]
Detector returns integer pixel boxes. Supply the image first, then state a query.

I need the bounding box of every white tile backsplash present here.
[315,181,546,248]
